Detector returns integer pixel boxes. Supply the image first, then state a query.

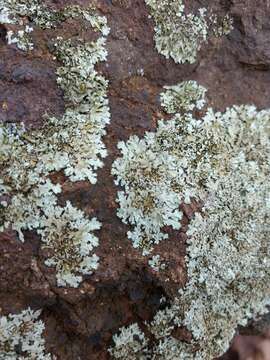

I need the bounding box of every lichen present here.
[0,1,109,51]
[160,80,207,113]
[6,26,34,51]
[112,81,207,254]
[2,179,101,287]
[145,0,233,64]
[0,308,51,359]
[112,136,183,255]
[109,323,149,359]
[148,255,166,272]
[41,201,100,288]
[111,81,270,358]
[0,3,110,287]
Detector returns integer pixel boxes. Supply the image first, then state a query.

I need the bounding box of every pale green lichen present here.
[0,3,110,287]
[0,308,51,359]
[109,323,149,359]
[148,255,166,272]
[210,13,234,37]
[41,201,100,288]
[2,179,101,287]
[112,82,207,254]
[112,136,183,255]
[112,82,269,255]
[111,81,270,358]
[6,26,34,51]
[145,0,233,64]
[160,80,207,113]
[177,164,270,358]
[0,0,109,51]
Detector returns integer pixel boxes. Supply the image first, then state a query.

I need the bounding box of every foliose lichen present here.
[0,308,51,359]
[160,80,207,114]
[6,25,34,51]
[0,2,110,287]
[109,323,149,359]
[111,81,270,358]
[0,0,109,51]
[148,255,166,272]
[145,0,233,64]
[112,81,207,254]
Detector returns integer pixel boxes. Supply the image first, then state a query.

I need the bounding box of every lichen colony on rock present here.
[0,1,110,288]
[111,80,270,358]
[145,0,233,64]
[0,308,51,359]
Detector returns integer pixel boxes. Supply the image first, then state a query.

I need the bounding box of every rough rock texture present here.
[0,0,270,359]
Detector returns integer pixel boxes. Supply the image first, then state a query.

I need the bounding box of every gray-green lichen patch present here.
[160,80,207,113]
[112,81,207,254]
[0,308,51,359]
[111,81,270,358]
[109,323,149,359]
[145,0,233,64]
[148,254,166,272]
[1,178,101,288]
[6,25,34,51]
[0,0,109,51]
[0,2,110,287]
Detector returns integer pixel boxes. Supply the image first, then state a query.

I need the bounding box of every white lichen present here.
[0,308,51,359]
[112,81,206,253]
[160,80,207,113]
[148,255,166,272]
[0,1,109,51]
[109,323,149,359]
[0,3,110,287]
[6,26,34,51]
[145,0,233,64]
[111,81,270,358]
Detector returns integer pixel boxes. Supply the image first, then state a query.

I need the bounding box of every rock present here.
[0,0,270,359]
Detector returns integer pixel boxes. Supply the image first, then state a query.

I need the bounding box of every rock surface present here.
[0,0,270,359]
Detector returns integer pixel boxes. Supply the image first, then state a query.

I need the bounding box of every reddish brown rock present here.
[1,0,270,359]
